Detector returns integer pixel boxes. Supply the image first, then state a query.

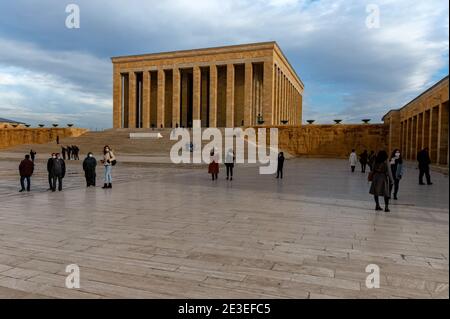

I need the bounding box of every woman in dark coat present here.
[390,149,404,200]
[208,148,219,181]
[369,150,393,212]
[83,152,97,187]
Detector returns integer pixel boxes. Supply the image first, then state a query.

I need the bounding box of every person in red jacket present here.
[19,154,34,192]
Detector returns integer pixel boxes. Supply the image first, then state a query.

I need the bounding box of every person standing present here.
[208,148,219,181]
[225,149,235,181]
[50,153,66,192]
[61,146,67,160]
[29,149,36,162]
[368,151,376,171]
[390,149,404,200]
[74,145,80,160]
[349,149,357,173]
[67,146,72,160]
[83,152,97,187]
[369,150,393,212]
[56,135,60,144]
[359,150,368,173]
[19,155,34,192]
[47,153,56,190]
[417,147,432,185]
[101,145,116,189]
[276,152,285,179]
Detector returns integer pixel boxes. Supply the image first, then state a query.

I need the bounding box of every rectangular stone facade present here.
[111,42,304,128]
[383,76,449,165]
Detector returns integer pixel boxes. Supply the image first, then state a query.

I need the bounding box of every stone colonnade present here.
[385,76,449,165]
[113,59,303,128]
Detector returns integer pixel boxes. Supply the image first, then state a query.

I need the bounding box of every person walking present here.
[19,155,34,192]
[29,149,36,162]
[208,148,219,181]
[349,149,357,173]
[369,150,393,212]
[390,149,404,200]
[83,152,97,187]
[61,146,67,160]
[368,151,376,171]
[276,152,285,179]
[225,148,235,181]
[417,147,432,185]
[101,145,116,189]
[50,153,66,192]
[359,150,368,173]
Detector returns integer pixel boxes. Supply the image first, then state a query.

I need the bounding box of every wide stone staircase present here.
[0,128,273,164]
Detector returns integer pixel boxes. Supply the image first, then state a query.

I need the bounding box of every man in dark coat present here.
[417,147,432,185]
[50,153,66,192]
[47,153,56,190]
[29,149,36,162]
[74,146,80,160]
[67,146,72,160]
[276,152,285,179]
[61,146,67,160]
[359,150,368,173]
[83,152,97,187]
[19,155,34,192]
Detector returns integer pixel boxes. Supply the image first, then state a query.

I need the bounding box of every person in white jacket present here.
[349,149,357,173]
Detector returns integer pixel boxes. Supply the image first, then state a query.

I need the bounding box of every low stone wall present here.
[278,124,389,157]
[0,128,88,149]
[252,124,389,158]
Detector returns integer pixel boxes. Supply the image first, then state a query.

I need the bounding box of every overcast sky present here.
[0,0,448,129]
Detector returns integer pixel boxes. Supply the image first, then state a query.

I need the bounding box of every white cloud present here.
[0,0,448,126]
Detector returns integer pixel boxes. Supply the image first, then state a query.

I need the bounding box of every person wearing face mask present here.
[83,152,97,187]
[101,145,116,189]
[389,149,404,200]
[50,153,66,192]
[47,153,57,191]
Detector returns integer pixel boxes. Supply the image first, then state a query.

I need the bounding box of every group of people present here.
[18,145,116,192]
[61,145,80,161]
[207,149,286,181]
[348,147,434,212]
[349,149,377,173]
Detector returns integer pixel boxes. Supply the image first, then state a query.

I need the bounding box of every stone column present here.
[142,71,151,128]
[156,69,165,128]
[436,102,442,164]
[291,87,294,125]
[209,65,218,128]
[244,62,253,126]
[428,109,433,159]
[282,75,286,123]
[421,112,425,151]
[113,67,122,128]
[274,68,279,125]
[128,72,137,128]
[172,68,181,128]
[226,63,235,127]
[181,72,189,127]
[193,66,201,122]
[201,69,208,126]
[263,61,274,125]
[439,103,449,164]
[405,117,410,159]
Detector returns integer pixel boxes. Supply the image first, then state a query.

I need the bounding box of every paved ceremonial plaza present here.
[0,43,448,299]
[0,138,448,298]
